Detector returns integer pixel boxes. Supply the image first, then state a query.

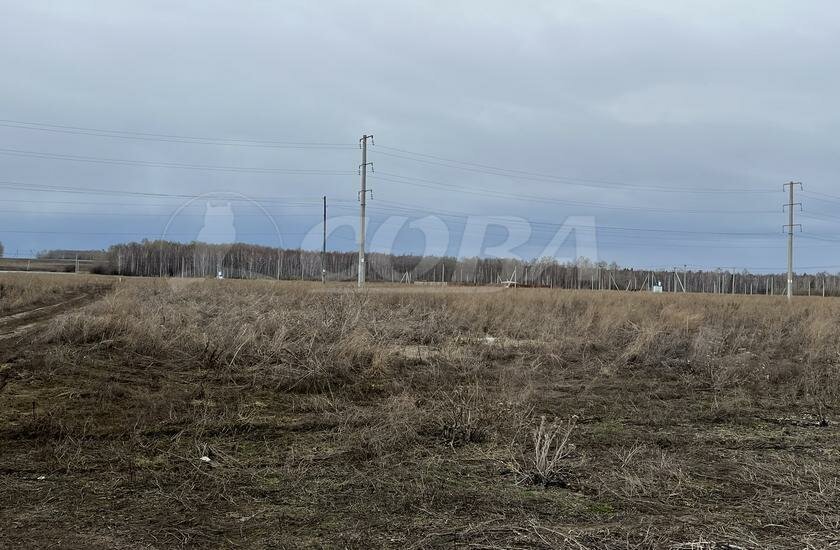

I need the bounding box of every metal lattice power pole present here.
[358,134,374,287]
[784,181,802,301]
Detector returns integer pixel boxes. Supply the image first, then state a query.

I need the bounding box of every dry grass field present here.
[0,258,94,275]
[0,273,110,316]
[1,277,839,548]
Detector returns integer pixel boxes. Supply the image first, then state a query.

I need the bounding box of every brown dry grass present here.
[1,279,839,548]
[0,273,110,316]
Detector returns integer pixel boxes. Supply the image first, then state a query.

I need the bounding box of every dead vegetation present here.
[504,414,578,487]
[1,278,839,548]
[0,273,109,316]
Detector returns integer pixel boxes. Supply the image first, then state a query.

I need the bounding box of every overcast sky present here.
[1,1,839,272]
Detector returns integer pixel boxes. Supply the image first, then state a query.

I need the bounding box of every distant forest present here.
[67,239,840,296]
[37,249,105,261]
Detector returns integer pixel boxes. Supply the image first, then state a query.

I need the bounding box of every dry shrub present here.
[505,414,578,487]
[433,385,493,447]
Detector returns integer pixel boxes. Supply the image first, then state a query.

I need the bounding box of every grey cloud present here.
[0,0,838,270]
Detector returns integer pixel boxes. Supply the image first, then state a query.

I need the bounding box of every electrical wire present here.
[370,173,776,214]
[371,147,774,194]
[0,119,355,149]
[0,148,355,175]
[0,180,340,204]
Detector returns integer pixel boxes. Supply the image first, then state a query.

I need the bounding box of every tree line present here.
[37,249,105,261]
[85,239,840,296]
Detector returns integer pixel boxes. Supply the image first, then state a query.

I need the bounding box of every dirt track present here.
[0,291,105,393]
[0,294,96,340]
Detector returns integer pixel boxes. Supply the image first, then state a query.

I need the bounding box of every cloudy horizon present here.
[2,1,840,273]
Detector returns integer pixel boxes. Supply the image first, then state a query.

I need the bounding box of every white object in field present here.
[484,336,497,344]
[497,266,518,288]
[217,270,224,280]
[652,281,663,293]
[200,456,211,463]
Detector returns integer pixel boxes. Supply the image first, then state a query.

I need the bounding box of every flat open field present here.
[0,273,111,317]
[1,277,838,549]
[0,258,94,274]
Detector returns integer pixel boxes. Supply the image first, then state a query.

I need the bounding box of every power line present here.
[0,177,814,242]
[0,127,831,275]
[0,179,810,241]
[0,180,340,204]
[363,198,780,237]
[0,195,358,210]
[0,119,355,149]
[0,228,358,241]
[1,178,824,247]
[800,211,840,224]
[0,148,355,175]
[802,190,840,203]
[0,209,346,218]
[2,171,776,216]
[370,173,775,213]
[801,234,840,244]
[371,147,774,194]
[7,202,837,250]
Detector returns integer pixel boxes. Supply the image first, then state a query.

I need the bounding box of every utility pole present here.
[673,266,687,292]
[358,134,374,287]
[784,181,802,301]
[322,195,327,284]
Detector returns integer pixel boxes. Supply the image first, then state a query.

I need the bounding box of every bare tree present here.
[91,239,840,295]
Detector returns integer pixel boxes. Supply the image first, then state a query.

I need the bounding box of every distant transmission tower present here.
[783,181,803,301]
